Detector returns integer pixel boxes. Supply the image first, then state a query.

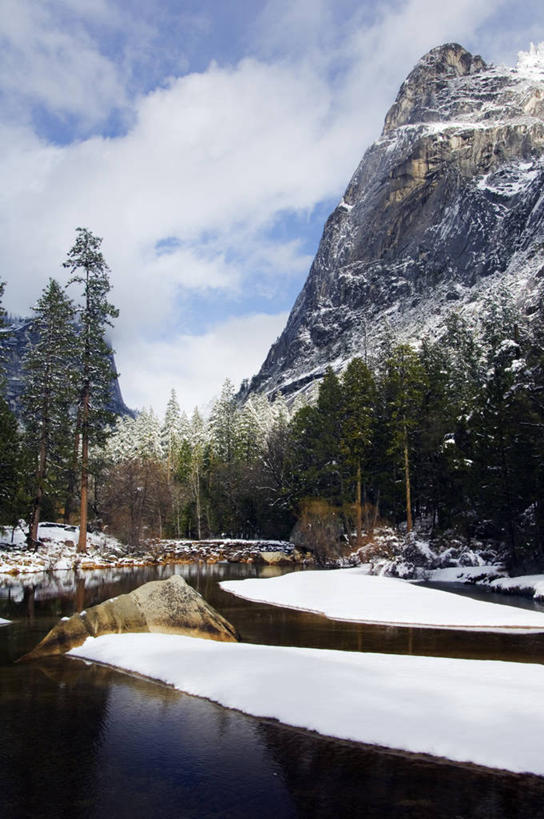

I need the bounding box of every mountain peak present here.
[244,44,544,403]
[383,43,487,133]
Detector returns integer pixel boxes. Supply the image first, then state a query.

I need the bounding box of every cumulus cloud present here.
[0,0,127,128]
[1,0,532,414]
[117,311,289,415]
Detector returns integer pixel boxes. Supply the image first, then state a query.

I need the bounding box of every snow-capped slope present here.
[243,43,544,399]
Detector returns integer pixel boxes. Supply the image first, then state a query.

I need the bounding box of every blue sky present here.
[1,0,544,415]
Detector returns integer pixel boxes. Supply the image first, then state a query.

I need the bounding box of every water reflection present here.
[0,654,108,819]
[3,649,544,819]
[1,563,544,818]
[259,720,544,819]
[1,652,297,819]
[1,564,544,665]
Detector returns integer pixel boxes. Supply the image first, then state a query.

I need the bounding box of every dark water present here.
[1,563,544,818]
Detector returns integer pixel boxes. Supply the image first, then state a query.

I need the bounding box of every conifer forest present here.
[2,238,544,573]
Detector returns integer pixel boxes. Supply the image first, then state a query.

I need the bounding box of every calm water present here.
[1,563,544,818]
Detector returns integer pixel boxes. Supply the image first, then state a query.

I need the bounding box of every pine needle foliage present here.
[21,278,78,544]
[63,227,119,551]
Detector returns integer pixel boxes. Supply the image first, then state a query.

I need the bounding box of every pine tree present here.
[236,395,269,463]
[64,228,119,552]
[315,368,344,504]
[0,397,23,530]
[209,379,238,464]
[0,280,7,389]
[383,345,427,532]
[188,407,206,539]
[21,279,78,545]
[341,357,376,545]
[161,389,183,473]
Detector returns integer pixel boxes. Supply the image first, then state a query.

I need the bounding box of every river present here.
[1,563,544,818]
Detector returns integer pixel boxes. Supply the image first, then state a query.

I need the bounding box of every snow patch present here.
[489,574,544,602]
[220,569,544,631]
[516,42,544,80]
[70,633,544,776]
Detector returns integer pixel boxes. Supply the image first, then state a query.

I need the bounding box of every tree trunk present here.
[356,460,362,548]
[193,460,202,540]
[372,488,380,531]
[65,405,82,524]
[77,388,89,553]
[28,433,47,548]
[403,423,413,533]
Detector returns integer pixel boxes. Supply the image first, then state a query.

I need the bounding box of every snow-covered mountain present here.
[243,43,544,400]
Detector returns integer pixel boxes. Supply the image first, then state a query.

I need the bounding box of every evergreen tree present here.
[132,408,161,460]
[383,345,427,532]
[341,357,376,545]
[21,279,78,545]
[0,397,23,530]
[0,281,7,389]
[468,330,537,565]
[161,389,184,473]
[315,367,344,504]
[209,378,238,464]
[236,394,270,463]
[188,407,206,539]
[64,228,119,552]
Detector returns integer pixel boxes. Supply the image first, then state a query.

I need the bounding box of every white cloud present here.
[0,0,530,414]
[117,311,289,415]
[0,0,127,127]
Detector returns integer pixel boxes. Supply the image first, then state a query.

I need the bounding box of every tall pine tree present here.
[383,345,427,532]
[22,279,78,545]
[64,228,118,552]
[341,358,376,545]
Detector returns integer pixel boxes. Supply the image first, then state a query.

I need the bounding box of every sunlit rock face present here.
[244,43,544,400]
[21,574,239,659]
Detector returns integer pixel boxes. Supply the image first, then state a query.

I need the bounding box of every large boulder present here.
[21,574,238,660]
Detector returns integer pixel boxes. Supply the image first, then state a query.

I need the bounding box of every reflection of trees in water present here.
[1,658,110,819]
[257,720,544,819]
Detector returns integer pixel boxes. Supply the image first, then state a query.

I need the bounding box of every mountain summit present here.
[244,43,544,399]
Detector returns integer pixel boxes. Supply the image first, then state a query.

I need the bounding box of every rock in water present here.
[20,575,238,660]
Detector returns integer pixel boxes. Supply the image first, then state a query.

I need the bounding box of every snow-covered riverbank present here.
[0,523,296,575]
[69,632,544,776]
[426,566,544,603]
[355,526,544,603]
[220,568,544,631]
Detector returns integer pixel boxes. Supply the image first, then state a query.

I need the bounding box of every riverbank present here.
[0,523,299,575]
[357,526,544,603]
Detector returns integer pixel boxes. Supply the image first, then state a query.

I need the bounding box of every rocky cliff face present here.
[244,43,544,399]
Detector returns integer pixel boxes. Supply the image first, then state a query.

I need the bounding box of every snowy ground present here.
[0,523,133,574]
[0,522,295,575]
[220,568,544,631]
[0,616,10,625]
[69,633,544,776]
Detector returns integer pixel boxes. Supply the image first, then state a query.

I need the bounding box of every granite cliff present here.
[244,43,544,399]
